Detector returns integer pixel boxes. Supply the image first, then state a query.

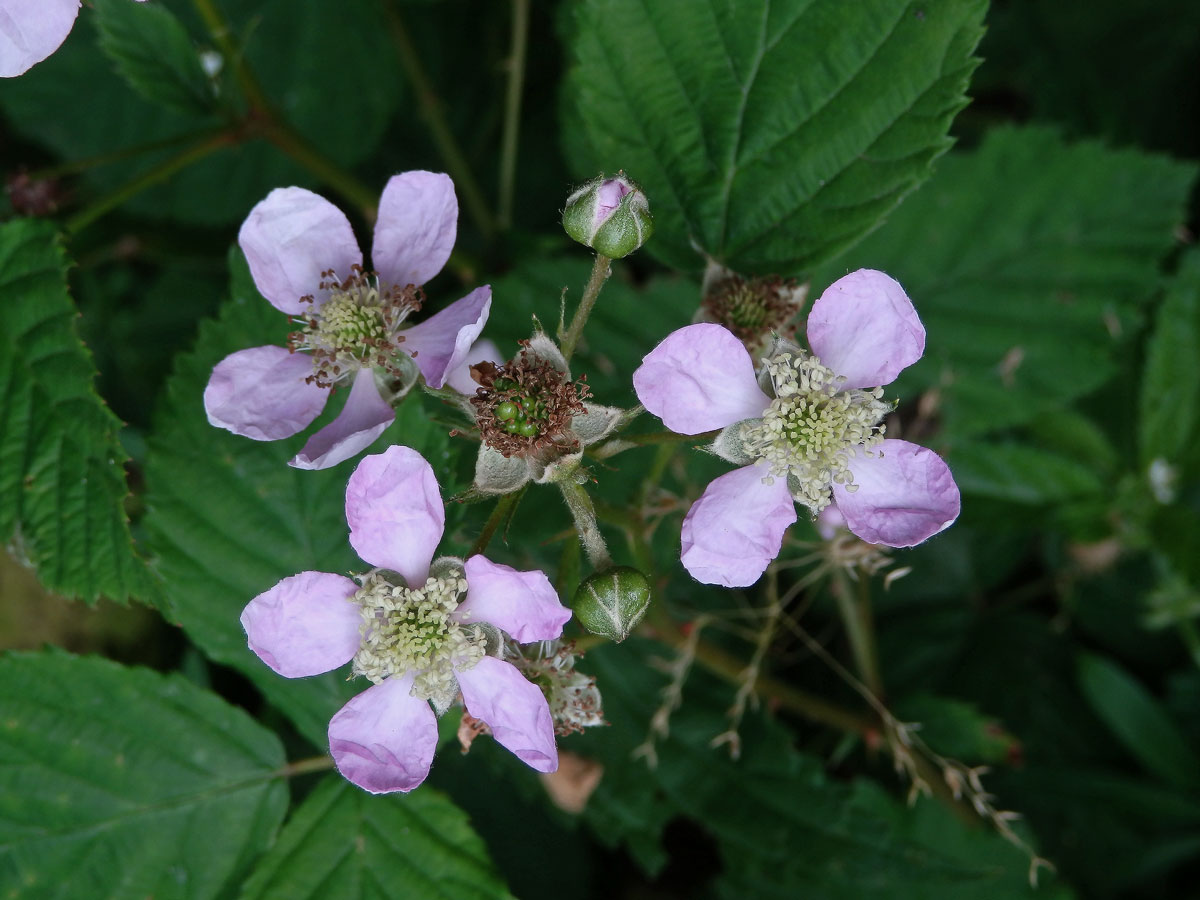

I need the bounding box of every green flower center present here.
[744,350,890,514]
[351,571,485,710]
[288,266,421,388]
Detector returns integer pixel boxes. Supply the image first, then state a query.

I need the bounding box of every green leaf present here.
[0,651,287,899]
[949,443,1103,504]
[239,776,515,900]
[1139,248,1200,468]
[564,0,986,274]
[813,126,1197,438]
[0,219,155,604]
[143,249,453,747]
[94,0,215,115]
[578,640,1069,898]
[1076,652,1200,790]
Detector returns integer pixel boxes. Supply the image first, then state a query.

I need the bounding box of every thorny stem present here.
[383,0,495,239]
[559,254,612,362]
[470,488,525,557]
[497,0,530,228]
[66,132,233,234]
[830,564,884,698]
[273,755,335,778]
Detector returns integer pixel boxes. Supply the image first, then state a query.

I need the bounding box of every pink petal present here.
[455,555,571,642]
[457,657,557,773]
[680,463,797,587]
[345,445,444,586]
[815,505,848,541]
[403,285,492,389]
[290,367,394,470]
[372,171,458,289]
[204,345,329,440]
[238,187,363,315]
[633,323,770,435]
[832,439,961,547]
[444,338,502,395]
[806,269,925,389]
[328,674,437,794]
[0,0,78,78]
[239,572,361,678]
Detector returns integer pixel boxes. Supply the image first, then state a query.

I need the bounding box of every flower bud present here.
[572,566,651,642]
[562,173,653,258]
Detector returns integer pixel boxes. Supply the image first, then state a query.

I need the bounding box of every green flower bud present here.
[562,173,653,259]
[572,566,651,643]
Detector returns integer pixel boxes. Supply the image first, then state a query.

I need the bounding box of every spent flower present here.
[633,269,961,587]
[204,172,491,469]
[239,445,571,793]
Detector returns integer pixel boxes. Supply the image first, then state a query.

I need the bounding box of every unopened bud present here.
[572,566,651,642]
[562,173,653,258]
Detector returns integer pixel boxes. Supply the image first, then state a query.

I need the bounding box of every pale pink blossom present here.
[239,445,569,793]
[204,172,491,469]
[633,269,960,588]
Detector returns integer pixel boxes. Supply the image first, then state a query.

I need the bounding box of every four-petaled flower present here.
[1,0,147,79]
[633,269,960,588]
[239,445,571,794]
[204,171,491,469]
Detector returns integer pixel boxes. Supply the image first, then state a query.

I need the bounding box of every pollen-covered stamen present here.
[470,344,591,458]
[509,640,605,736]
[351,571,485,711]
[703,274,799,346]
[744,350,890,514]
[287,265,423,388]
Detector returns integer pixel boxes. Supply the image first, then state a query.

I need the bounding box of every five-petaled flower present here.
[203,171,491,469]
[239,445,571,793]
[1,0,147,79]
[633,269,961,588]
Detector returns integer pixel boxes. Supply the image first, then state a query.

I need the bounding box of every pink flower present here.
[633,269,960,588]
[240,445,571,793]
[1,0,147,78]
[203,172,492,469]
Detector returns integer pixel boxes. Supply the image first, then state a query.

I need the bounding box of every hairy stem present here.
[470,488,525,557]
[559,254,612,362]
[558,479,612,570]
[273,755,335,779]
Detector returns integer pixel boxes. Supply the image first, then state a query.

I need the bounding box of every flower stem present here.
[470,488,525,557]
[558,479,612,570]
[273,755,335,779]
[29,127,231,181]
[559,254,612,363]
[65,131,233,234]
[830,566,884,698]
[497,0,530,229]
[383,0,495,239]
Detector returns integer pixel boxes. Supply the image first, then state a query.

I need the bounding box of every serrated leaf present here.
[949,443,1103,504]
[1077,652,1200,791]
[94,0,215,115]
[0,219,155,604]
[813,126,1197,438]
[0,651,287,899]
[143,249,454,747]
[1140,249,1200,468]
[564,0,986,275]
[239,776,515,900]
